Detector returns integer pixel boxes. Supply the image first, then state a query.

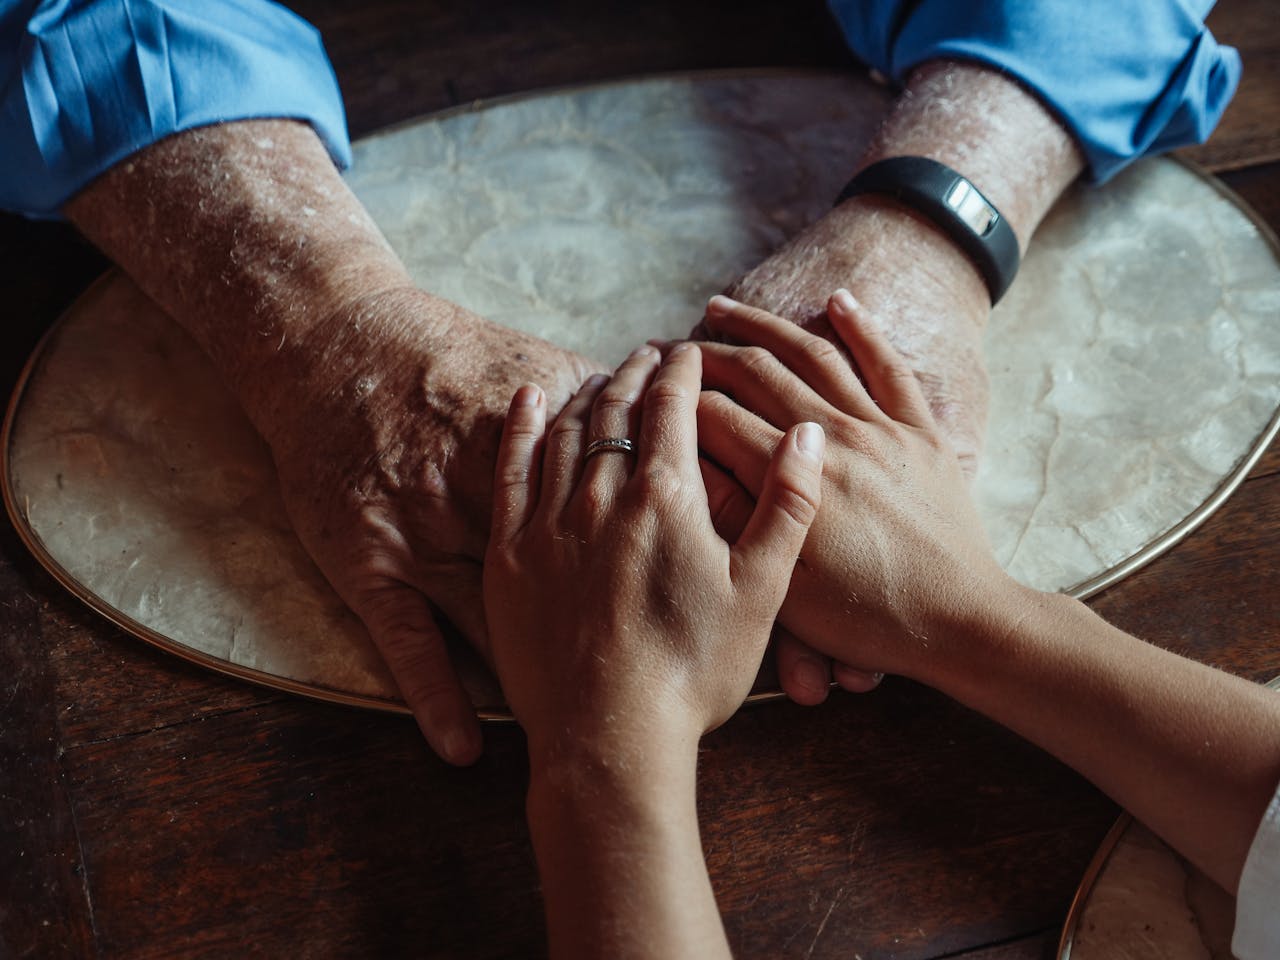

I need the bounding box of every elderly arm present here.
[725,59,1085,472]
[65,118,602,765]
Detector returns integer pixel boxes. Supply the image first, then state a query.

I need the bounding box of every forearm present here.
[860,60,1084,253]
[527,740,730,960]
[928,587,1280,894]
[63,120,438,434]
[846,58,1084,312]
[738,60,1083,322]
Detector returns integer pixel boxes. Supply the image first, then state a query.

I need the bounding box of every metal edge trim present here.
[1056,813,1134,960]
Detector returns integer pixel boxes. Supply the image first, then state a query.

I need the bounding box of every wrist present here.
[526,730,700,848]
[729,192,989,333]
[855,60,1085,248]
[827,194,991,320]
[241,285,479,453]
[919,580,1079,703]
[527,714,701,792]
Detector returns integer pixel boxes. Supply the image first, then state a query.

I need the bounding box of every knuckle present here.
[770,477,819,529]
[358,586,423,630]
[503,420,543,445]
[637,464,682,502]
[643,378,690,409]
[548,416,583,442]
[880,360,919,388]
[594,392,635,417]
[799,335,844,368]
[698,388,731,414]
[578,479,613,516]
[495,462,529,491]
[737,345,776,378]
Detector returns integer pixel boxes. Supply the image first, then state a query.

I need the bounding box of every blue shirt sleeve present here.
[0,0,352,219]
[825,0,1241,183]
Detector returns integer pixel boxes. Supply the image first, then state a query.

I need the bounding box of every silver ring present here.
[584,437,636,460]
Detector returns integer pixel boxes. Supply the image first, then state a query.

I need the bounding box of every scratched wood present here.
[958,932,1060,960]
[52,677,1115,960]
[0,531,96,959]
[3,1,1280,958]
[1190,0,1280,170]
[298,0,857,138]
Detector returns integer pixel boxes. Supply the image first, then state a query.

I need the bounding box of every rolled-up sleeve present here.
[826,0,1241,183]
[0,0,351,219]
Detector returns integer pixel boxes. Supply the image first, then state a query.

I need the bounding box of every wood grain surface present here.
[2,2,1277,958]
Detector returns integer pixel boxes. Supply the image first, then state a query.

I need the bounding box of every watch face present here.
[945,178,999,236]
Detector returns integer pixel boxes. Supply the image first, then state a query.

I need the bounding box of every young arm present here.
[694,292,1280,896]
[483,346,824,958]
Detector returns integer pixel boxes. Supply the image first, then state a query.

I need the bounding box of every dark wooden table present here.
[3,3,1277,957]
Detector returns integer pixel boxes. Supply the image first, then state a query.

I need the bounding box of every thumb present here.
[353,581,483,766]
[730,422,824,596]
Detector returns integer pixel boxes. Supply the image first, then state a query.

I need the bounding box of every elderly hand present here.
[695,292,1015,686]
[260,288,603,764]
[64,118,612,766]
[483,343,823,760]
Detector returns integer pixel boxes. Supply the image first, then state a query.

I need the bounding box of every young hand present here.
[695,291,1023,687]
[483,343,824,764]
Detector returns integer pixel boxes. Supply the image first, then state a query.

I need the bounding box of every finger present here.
[703,295,882,421]
[774,629,832,706]
[581,345,659,496]
[697,339,842,431]
[700,458,753,541]
[826,289,933,428]
[410,561,490,663]
[490,384,546,543]
[355,583,481,765]
[731,422,824,594]
[635,342,702,480]
[696,389,781,497]
[542,373,608,512]
[834,662,885,694]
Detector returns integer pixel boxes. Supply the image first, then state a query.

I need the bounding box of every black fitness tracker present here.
[834,157,1020,305]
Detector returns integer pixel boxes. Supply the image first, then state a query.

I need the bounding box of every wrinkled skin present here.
[261,287,604,762]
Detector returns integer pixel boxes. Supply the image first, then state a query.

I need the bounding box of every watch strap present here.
[834,157,1020,305]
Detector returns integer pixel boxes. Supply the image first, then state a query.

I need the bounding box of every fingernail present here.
[586,373,609,388]
[795,657,828,695]
[796,422,825,460]
[630,345,655,359]
[442,727,480,766]
[832,288,858,313]
[513,384,542,407]
[670,341,695,356]
[706,294,738,315]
